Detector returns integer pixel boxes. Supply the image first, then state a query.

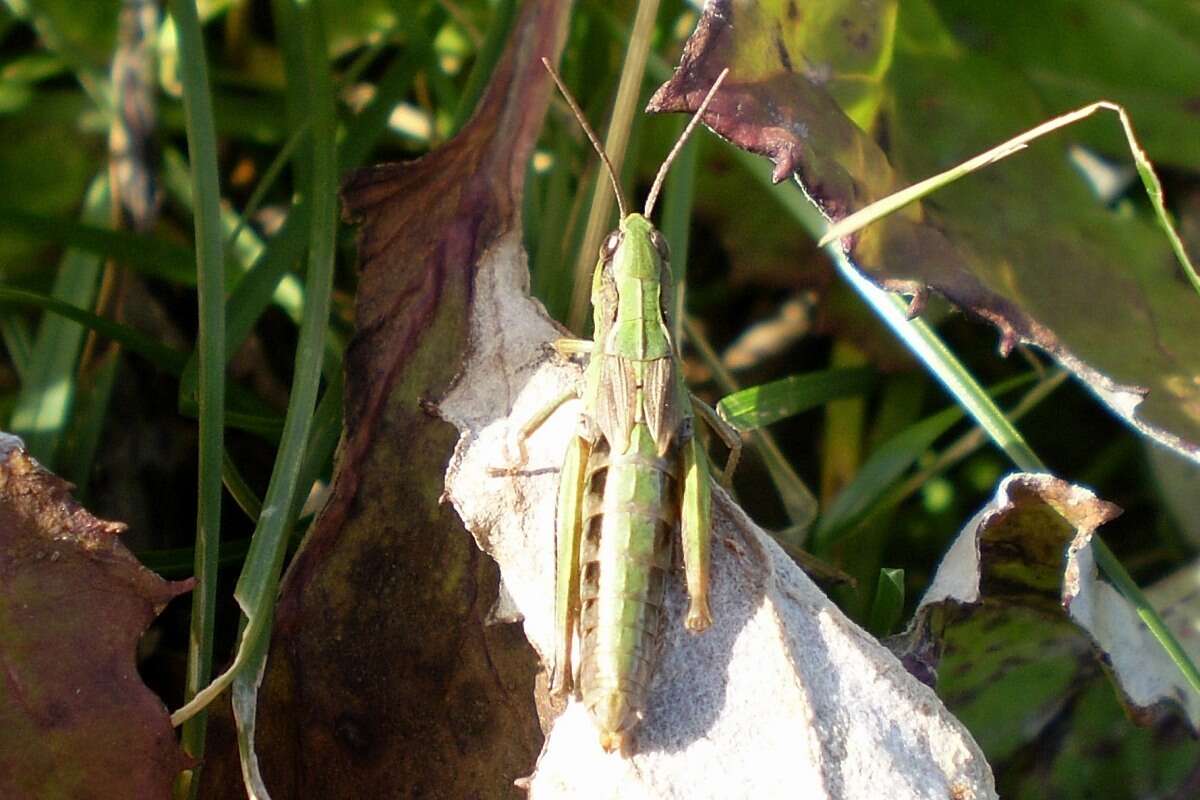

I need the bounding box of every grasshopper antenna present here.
[542,57,628,219]
[644,68,729,219]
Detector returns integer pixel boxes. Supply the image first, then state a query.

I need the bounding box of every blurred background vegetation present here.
[1,1,1198,797]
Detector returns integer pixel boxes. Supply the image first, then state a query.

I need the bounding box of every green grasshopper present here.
[494,60,739,754]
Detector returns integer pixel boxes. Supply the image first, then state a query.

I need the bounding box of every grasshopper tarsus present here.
[550,337,593,359]
[685,598,713,632]
[418,397,442,418]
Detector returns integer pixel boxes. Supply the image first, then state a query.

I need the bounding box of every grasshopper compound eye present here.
[601,231,622,260]
[650,229,670,262]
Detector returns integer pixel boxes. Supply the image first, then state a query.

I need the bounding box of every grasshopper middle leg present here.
[487,387,577,476]
[690,396,743,487]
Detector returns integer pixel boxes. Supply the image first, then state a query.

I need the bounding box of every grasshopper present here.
[494,60,739,754]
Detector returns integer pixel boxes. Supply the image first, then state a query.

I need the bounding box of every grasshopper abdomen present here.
[578,412,680,752]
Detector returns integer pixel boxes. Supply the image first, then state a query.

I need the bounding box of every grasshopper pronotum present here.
[493,60,738,753]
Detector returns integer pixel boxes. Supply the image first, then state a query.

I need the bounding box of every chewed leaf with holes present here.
[0,434,192,798]
[887,473,1200,770]
[648,0,1200,462]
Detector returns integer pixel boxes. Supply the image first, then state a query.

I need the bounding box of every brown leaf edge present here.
[647,0,1200,464]
[0,433,193,799]
[890,472,1200,733]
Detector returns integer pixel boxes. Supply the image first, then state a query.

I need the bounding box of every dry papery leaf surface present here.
[895,473,1200,739]
[439,233,996,800]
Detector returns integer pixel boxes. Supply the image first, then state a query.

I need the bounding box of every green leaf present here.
[8,175,109,468]
[867,568,904,637]
[932,0,1200,171]
[717,366,876,431]
[0,206,197,285]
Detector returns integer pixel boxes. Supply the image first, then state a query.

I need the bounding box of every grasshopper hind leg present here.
[679,433,713,632]
[550,433,589,697]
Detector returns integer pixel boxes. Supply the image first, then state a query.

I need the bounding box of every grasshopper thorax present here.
[591,214,675,360]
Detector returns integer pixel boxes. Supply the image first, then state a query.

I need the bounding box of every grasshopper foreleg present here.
[551,337,594,357]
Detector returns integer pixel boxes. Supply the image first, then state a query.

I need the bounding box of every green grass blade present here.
[338,4,444,170]
[289,370,342,521]
[812,371,1044,550]
[224,124,308,257]
[0,287,188,373]
[718,367,876,432]
[855,280,1044,470]
[229,2,338,791]
[451,0,516,133]
[0,307,32,381]
[566,0,663,332]
[137,536,255,579]
[867,568,905,637]
[173,0,430,409]
[816,405,959,549]
[162,147,305,320]
[63,352,120,502]
[9,175,109,467]
[222,204,311,360]
[170,0,338,781]
[0,205,196,284]
[166,0,227,790]
[223,451,265,522]
[886,369,1069,509]
[660,117,700,348]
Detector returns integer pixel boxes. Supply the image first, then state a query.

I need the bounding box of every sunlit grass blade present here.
[885,369,1069,511]
[174,1,434,410]
[813,373,1033,550]
[162,148,305,322]
[717,367,876,432]
[166,0,226,793]
[169,4,338,796]
[867,568,904,637]
[9,175,110,468]
[816,102,1200,300]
